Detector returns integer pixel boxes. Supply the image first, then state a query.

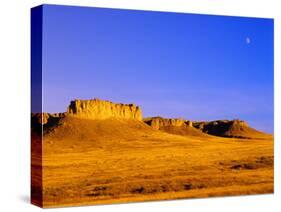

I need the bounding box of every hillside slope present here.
[39,116,273,207]
[42,116,201,154]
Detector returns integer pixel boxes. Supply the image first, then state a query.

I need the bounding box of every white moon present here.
[246,37,251,44]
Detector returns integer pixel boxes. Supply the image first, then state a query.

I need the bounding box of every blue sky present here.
[40,5,274,133]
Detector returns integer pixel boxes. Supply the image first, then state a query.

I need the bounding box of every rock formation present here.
[31,113,65,125]
[193,119,247,135]
[31,98,270,139]
[186,120,193,127]
[143,117,211,137]
[31,113,66,135]
[193,119,269,139]
[144,117,192,130]
[67,98,142,121]
[31,99,143,135]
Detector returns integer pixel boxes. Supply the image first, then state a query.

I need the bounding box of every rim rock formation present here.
[67,98,142,121]
[193,119,271,139]
[143,117,210,137]
[31,99,271,139]
[143,117,191,130]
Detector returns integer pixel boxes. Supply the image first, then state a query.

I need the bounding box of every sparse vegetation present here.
[31,100,273,208]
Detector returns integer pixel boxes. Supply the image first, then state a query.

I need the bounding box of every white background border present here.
[0,0,280,211]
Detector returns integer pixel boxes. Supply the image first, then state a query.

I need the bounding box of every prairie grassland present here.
[38,117,273,207]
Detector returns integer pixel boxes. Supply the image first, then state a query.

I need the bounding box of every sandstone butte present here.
[67,98,143,121]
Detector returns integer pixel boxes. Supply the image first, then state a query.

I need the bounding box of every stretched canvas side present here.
[31,5,43,208]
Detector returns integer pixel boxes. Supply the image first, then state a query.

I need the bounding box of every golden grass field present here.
[31,117,273,207]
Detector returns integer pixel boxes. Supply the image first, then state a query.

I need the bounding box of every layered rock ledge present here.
[144,117,192,130]
[67,98,142,121]
[193,119,249,132]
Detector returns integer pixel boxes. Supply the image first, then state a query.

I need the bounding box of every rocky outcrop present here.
[31,113,65,125]
[67,98,142,121]
[143,117,210,137]
[192,119,269,139]
[186,120,193,127]
[31,98,143,133]
[193,119,247,134]
[144,117,192,130]
[31,113,66,135]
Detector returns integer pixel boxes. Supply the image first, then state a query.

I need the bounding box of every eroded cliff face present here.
[193,120,249,131]
[193,119,255,138]
[67,99,142,121]
[144,117,192,130]
[31,113,66,135]
[31,113,65,125]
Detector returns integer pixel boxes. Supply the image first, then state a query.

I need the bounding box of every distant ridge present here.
[143,117,211,137]
[193,120,272,139]
[31,98,271,140]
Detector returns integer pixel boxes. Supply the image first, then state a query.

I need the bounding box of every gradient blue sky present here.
[41,5,274,133]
